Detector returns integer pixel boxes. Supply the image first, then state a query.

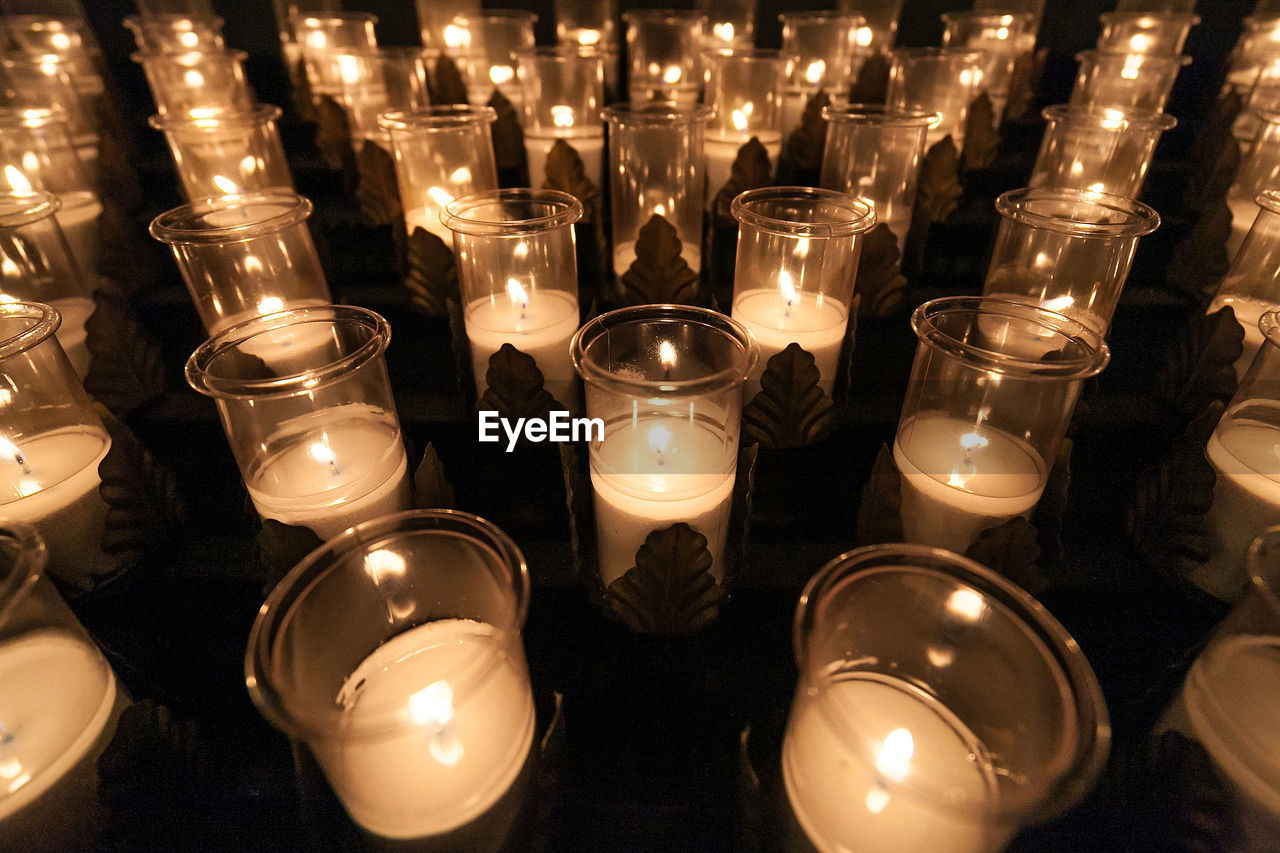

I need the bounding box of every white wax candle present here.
[466,287,579,404]
[405,205,454,245]
[612,238,702,277]
[0,427,110,589]
[217,299,335,373]
[783,672,1001,853]
[244,408,411,540]
[732,286,848,397]
[0,630,117,834]
[704,135,782,206]
[525,134,604,195]
[1229,195,1259,261]
[591,416,736,586]
[317,618,535,839]
[1198,425,1280,601]
[54,193,101,280]
[1207,293,1271,381]
[894,413,1046,554]
[48,295,95,379]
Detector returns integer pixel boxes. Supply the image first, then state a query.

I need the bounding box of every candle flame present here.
[309,441,338,469]
[337,53,362,85]
[183,68,205,88]
[505,277,529,309]
[947,588,986,623]
[778,270,797,309]
[427,186,455,209]
[648,423,672,459]
[212,174,239,194]
[409,679,465,766]
[1129,34,1151,53]
[663,65,682,84]
[1043,295,1075,314]
[1121,55,1142,80]
[443,24,469,49]
[712,22,735,43]
[551,105,576,128]
[3,167,33,195]
[180,31,199,48]
[865,785,891,814]
[875,728,915,781]
[958,431,988,452]
[659,340,677,372]
[856,26,873,48]
[0,436,27,473]
[364,548,406,584]
[731,105,750,132]
[490,65,514,86]
[257,296,284,315]
[577,28,601,46]
[804,59,825,85]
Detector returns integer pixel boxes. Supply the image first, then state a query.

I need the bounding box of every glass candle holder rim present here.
[1250,188,1280,218]
[245,508,531,742]
[1074,48,1192,68]
[1039,102,1177,131]
[441,188,582,237]
[701,46,783,63]
[0,189,60,229]
[147,102,282,132]
[512,44,615,62]
[730,186,877,238]
[122,12,224,31]
[450,9,539,25]
[0,521,47,633]
[373,45,440,61]
[778,10,865,26]
[149,191,313,246]
[600,102,714,126]
[1097,10,1201,26]
[377,105,498,132]
[0,299,62,362]
[821,103,937,127]
[622,9,709,25]
[292,11,379,27]
[940,9,1035,27]
[994,187,1160,240]
[793,542,1111,822]
[129,45,247,64]
[570,303,759,396]
[1258,308,1280,350]
[911,296,1110,381]
[1245,13,1280,29]
[891,46,986,62]
[184,304,391,400]
[0,104,72,130]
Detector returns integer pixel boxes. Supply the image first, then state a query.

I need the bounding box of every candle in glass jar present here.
[1198,424,1280,601]
[783,673,999,853]
[1208,293,1271,380]
[466,284,579,403]
[317,618,536,839]
[404,203,454,244]
[244,407,410,540]
[53,192,101,280]
[894,413,1046,554]
[731,278,848,396]
[591,415,736,587]
[525,135,604,195]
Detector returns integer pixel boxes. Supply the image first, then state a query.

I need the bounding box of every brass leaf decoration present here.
[856,444,904,546]
[315,94,356,180]
[447,296,475,400]
[1158,306,1242,421]
[777,91,830,184]
[85,291,166,420]
[1167,198,1233,305]
[255,519,324,597]
[560,442,594,579]
[290,56,317,122]
[605,522,727,635]
[854,223,907,318]
[403,226,459,317]
[1183,134,1239,212]
[961,91,998,173]
[742,343,835,448]
[355,140,402,227]
[903,136,962,271]
[488,88,529,182]
[965,516,1045,594]
[1192,88,1243,177]
[413,443,456,510]
[619,213,699,306]
[477,343,562,421]
[430,54,469,105]
[1004,49,1047,124]
[543,138,600,216]
[847,52,890,105]
[712,137,773,225]
[1032,438,1073,565]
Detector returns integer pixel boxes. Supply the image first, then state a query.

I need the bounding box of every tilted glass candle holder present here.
[778,12,863,137]
[1226,14,1280,94]
[702,48,784,203]
[186,305,411,540]
[1096,11,1199,56]
[1069,49,1189,112]
[784,543,1109,853]
[295,11,378,102]
[983,188,1159,337]
[415,0,481,51]
[554,0,618,49]
[697,0,756,48]
[270,0,343,78]
[623,9,707,108]
[123,13,225,53]
[246,509,535,842]
[973,0,1044,51]
[149,104,294,201]
[941,11,1033,121]
[0,301,111,589]
[0,107,102,277]
[133,0,215,16]
[894,296,1109,553]
[308,48,433,144]
[514,46,606,195]
[132,47,255,118]
[1229,110,1280,258]
[571,305,757,589]
[0,522,123,850]
[0,192,95,377]
[835,0,905,57]
[378,106,499,244]
[602,103,711,277]
[1209,191,1280,380]
[3,16,103,99]
[730,187,875,398]
[442,189,583,404]
[149,192,331,335]
[1235,56,1280,143]
[1028,104,1176,198]
[446,10,538,108]
[0,55,98,175]
[820,104,934,245]
[887,47,986,150]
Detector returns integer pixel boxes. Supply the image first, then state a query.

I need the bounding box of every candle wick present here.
[14,452,28,476]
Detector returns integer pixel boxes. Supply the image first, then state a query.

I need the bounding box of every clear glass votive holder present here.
[295,11,377,62]
[0,55,98,169]
[1210,191,1280,380]
[623,9,707,108]
[571,305,757,589]
[415,0,481,50]
[820,104,934,245]
[1230,110,1280,258]
[1227,15,1280,94]
[974,0,1044,51]
[0,302,111,589]
[0,522,122,850]
[554,0,617,49]
[941,12,1034,120]
[3,16,102,97]
[380,107,498,247]
[603,103,711,277]
[887,47,987,150]
[271,0,344,74]
[514,46,606,195]
[0,191,95,376]
[778,12,863,137]
[1235,57,1280,143]
[132,47,255,118]
[1029,104,1177,199]
[308,48,433,144]
[894,296,1109,554]
[730,187,876,398]
[186,305,411,540]
[1096,12,1199,56]
[149,105,294,201]
[983,188,1160,338]
[123,13,225,53]
[149,192,330,335]
[442,189,583,404]
[702,48,784,202]
[246,509,535,841]
[1069,49,1189,112]
[783,543,1109,853]
[698,0,756,48]
[447,10,537,108]
[835,0,905,56]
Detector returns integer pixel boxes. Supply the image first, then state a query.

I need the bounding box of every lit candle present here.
[316,618,536,839]
[894,413,1046,554]
[732,276,847,396]
[701,46,785,201]
[466,281,579,403]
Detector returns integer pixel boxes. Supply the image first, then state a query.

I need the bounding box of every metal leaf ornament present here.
[85,290,166,420]
[447,297,475,399]
[1033,438,1073,564]
[712,137,773,224]
[1167,198,1234,306]
[413,443,456,510]
[403,226,459,317]
[961,91,998,173]
[776,91,829,184]
[254,519,323,597]
[477,343,562,421]
[429,54,469,105]
[543,138,600,216]
[314,95,357,182]
[854,223,907,317]
[856,444,904,546]
[355,140,402,227]
[488,88,529,183]
[1183,134,1239,213]
[1158,306,1242,422]
[606,522,727,635]
[619,214,699,306]
[847,52,890,105]
[742,344,834,448]
[1004,49,1047,124]
[904,136,962,272]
